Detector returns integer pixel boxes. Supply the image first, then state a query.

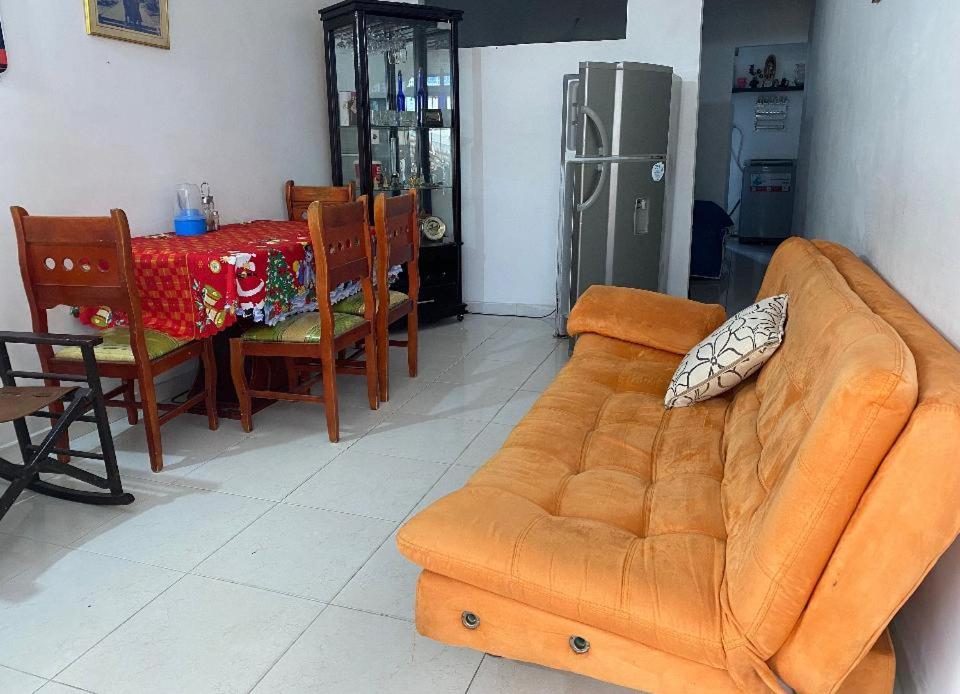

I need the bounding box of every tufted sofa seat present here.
[397,237,960,693]
[402,333,732,666]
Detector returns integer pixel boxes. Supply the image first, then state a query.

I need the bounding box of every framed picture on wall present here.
[84,0,170,49]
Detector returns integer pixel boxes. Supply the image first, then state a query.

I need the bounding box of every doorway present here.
[689,0,814,313]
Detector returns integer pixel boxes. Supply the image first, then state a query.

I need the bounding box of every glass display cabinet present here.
[320,0,465,322]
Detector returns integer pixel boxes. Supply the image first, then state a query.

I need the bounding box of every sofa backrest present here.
[720,238,918,669]
[769,241,960,693]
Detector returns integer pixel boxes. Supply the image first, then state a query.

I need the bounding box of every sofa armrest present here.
[567,285,726,355]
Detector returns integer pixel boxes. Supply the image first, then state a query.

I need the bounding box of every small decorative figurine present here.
[761,54,777,88]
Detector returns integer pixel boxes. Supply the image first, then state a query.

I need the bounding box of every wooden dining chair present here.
[230,198,378,441]
[334,192,419,402]
[10,207,218,473]
[284,179,356,221]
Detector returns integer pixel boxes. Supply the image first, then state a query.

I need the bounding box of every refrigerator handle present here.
[575,106,609,212]
[581,105,609,157]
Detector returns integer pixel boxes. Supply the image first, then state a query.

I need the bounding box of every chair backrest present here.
[10,207,146,363]
[285,179,356,221]
[373,192,420,306]
[307,198,376,330]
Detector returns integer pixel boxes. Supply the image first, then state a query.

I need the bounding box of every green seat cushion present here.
[242,312,365,343]
[332,290,409,316]
[56,327,187,363]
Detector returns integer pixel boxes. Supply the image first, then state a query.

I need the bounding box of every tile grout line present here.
[47,571,191,689]
[45,476,286,688]
[237,333,460,693]
[205,328,508,691]
[0,663,54,691]
[235,329,468,694]
[244,602,329,694]
[464,653,487,694]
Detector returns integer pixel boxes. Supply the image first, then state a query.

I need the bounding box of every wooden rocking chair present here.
[0,331,133,522]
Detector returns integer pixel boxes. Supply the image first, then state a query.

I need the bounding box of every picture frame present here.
[84,0,170,49]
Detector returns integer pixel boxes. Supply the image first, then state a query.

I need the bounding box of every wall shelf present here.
[733,86,805,94]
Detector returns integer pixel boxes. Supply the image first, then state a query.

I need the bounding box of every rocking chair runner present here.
[0,331,133,522]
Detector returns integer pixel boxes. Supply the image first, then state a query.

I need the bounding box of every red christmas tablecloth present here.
[78,220,376,340]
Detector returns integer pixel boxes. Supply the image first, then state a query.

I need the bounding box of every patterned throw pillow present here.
[664,294,788,408]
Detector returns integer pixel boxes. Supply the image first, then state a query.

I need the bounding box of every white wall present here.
[0,0,335,443]
[695,0,813,207]
[458,0,705,309]
[797,2,960,691]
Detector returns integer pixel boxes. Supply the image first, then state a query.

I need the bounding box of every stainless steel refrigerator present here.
[556,62,674,336]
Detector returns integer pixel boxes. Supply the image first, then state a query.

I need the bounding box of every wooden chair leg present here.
[377,318,389,403]
[321,351,340,443]
[200,339,219,431]
[363,333,378,411]
[408,309,419,378]
[122,379,138,424]
[138,374,164,473]
[229,339,253,433]
[45,378,71,463]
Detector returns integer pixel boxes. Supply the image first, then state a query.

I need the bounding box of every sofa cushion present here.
[568,285,726,355]
[665,294,788,408]
[55,327,187,363]
[720,238,918,673]
[332,289,409,316]
[770,241,960,693]
[241,312,365,343]
[398,334,732,667]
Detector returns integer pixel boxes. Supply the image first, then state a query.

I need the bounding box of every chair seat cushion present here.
[56,328,187,363]
[398,334,731,668]
[333,290,409,316]
[242,312,365,343]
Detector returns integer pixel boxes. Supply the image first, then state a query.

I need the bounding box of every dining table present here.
[75,219,399,418]
[77,219,398,340]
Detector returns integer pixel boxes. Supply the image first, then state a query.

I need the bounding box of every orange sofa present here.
[397,237,960,693]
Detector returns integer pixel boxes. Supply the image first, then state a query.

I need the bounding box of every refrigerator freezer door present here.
[579,62,673,157]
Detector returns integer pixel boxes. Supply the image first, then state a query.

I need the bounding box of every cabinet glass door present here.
[365,17,455,245]
[332,24,360,190]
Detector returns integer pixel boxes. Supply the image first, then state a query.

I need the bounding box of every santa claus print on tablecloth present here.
[233,252,267,312]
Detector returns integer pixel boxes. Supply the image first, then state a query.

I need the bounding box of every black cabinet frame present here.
[320,0,466,322]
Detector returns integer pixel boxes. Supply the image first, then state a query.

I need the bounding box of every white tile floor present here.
[0,315,637,693]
